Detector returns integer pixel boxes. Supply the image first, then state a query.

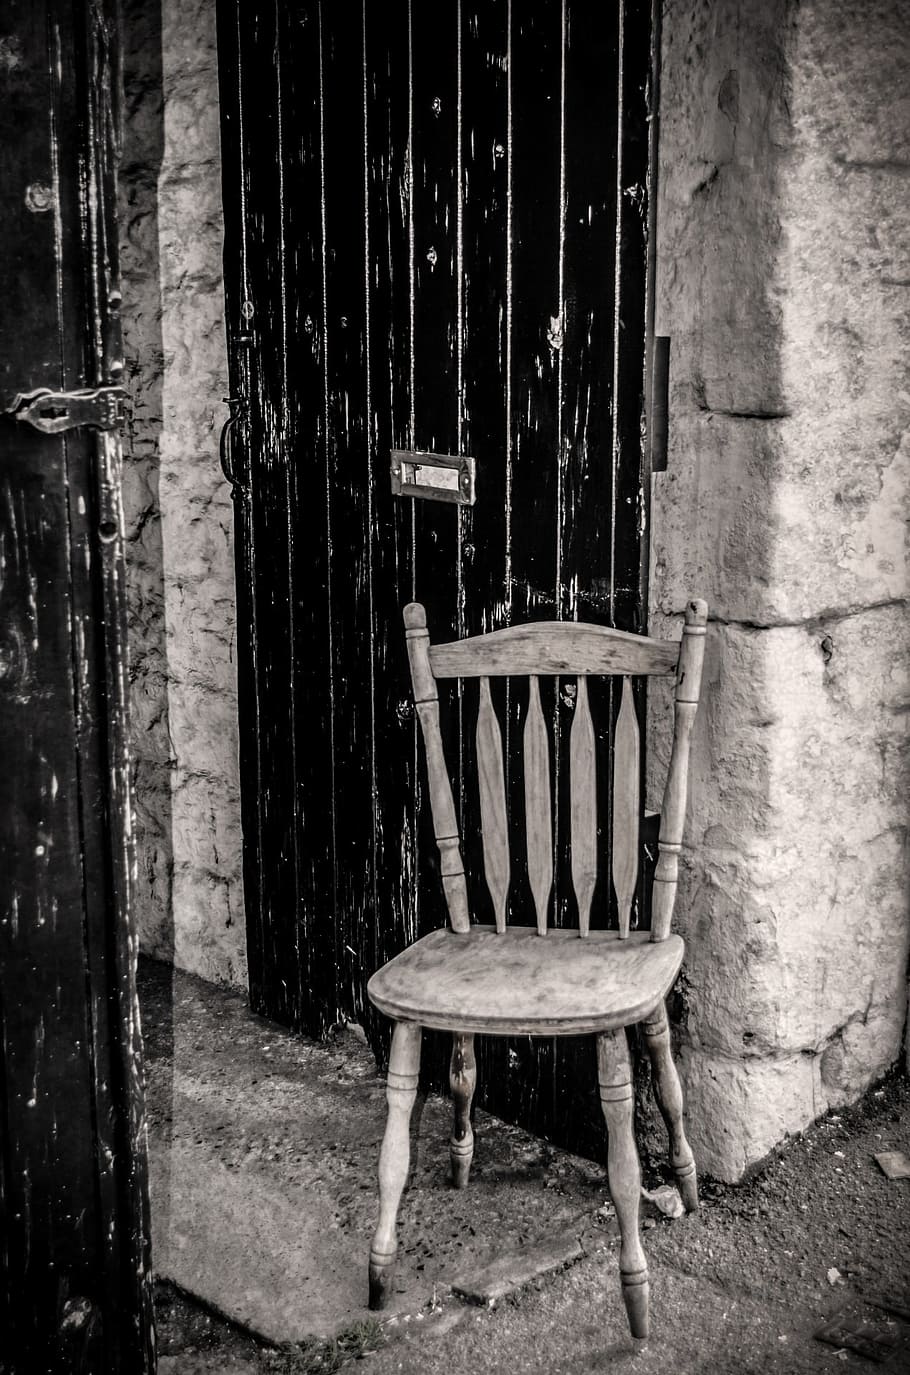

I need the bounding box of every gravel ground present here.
[154,1071,910,1375]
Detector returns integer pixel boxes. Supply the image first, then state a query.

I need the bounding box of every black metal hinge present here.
[5,386,129,435]
[649,336,670,473]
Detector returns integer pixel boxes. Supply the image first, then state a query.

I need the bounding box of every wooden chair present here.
[367,599,708,1339]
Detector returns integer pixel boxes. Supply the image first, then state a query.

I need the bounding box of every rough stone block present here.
[650,416,786,623]
[168,682,241,783]
[161,0,219,78]
[157,176,225,289]
[161,73,223,180]
[171,769,243,879]
[172,865,246,988]
[679,1046,821,1183]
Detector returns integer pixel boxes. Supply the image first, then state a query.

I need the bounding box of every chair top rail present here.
[422,617,679,680]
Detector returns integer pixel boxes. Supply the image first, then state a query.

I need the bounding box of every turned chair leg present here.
[369,1020,422,1309]
[597,1028,649,1340]
[449,1032,477,1188]
[642,1001,699,1213]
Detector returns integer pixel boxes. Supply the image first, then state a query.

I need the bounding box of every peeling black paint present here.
[0,1,155,1369]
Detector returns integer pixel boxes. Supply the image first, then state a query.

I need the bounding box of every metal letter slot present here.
[390,450,476,506]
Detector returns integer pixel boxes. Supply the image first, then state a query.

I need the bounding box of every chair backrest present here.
[404,599,708,943]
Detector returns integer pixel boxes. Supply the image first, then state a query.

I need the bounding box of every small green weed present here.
[266,1318,385,1374]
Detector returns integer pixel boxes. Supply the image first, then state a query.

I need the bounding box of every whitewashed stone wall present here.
[651,0,909,1179]
[120,0,246,986]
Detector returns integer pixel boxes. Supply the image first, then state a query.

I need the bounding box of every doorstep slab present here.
[140,959,611,1343]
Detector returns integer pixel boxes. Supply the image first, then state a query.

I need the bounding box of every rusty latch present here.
[6,386,128,435]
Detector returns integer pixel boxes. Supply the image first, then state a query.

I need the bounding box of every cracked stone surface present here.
[650,0,909,1178]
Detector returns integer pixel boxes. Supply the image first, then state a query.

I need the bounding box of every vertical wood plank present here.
[408,3,465,1040]
[570,677,597,937]
[0,449,104,1369]
[457,0,509,632]
[231,0,304,1028]
[454,0,509,925]
[361,0,420,1045]
[610,0,652,632]
[216,0,267,1013]
[410,0,461,640]
[476,677,510,932]
[71,1,156,1360]
[507,3,563,616]
[319,0,376,1022]
[612,676,640,938]
[524,676,553,935]
[558,1,620,623]
[0,1,154,1364]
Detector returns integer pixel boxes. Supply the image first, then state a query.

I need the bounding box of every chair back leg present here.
[642,1001,699,1213]
[449,1033,477,1189]
[369,1021,422,1309]
[597,1028,650,1339]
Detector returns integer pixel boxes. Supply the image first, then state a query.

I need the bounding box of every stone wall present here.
[651,0,909,1178]
[120,0,246,986]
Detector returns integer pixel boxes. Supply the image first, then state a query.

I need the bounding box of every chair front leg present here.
[642,1000,698,1213]
[597,1028,649,1340]
[369,1020,422,1310]
[449,1032,476,1189]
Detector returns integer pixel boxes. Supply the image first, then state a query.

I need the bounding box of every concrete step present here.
[140,959,614,1343]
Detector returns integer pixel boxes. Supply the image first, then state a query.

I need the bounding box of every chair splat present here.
[524,675,553,935]
[612,677,641,939]
[570,677,597,938]
[476,676,509,933]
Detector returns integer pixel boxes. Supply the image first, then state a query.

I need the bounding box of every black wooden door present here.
[218,0,654,1154]
[0,2,155,1369]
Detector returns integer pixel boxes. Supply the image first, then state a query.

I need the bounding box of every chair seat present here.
[367,925,685,1036]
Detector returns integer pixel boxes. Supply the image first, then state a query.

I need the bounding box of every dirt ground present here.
[155,1069,910,1375]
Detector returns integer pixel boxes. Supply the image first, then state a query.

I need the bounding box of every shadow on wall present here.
[118,0,178,1258]
[119,0,175,966]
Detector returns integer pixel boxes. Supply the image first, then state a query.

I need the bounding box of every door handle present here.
[219,396,248,499]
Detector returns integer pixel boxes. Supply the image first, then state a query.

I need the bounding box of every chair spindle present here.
[650,600,708,942]
[524,675,552,935]
[476,676,510,932]
[570,677,597,938]
[404,603,470,933]
[612,676,640,939]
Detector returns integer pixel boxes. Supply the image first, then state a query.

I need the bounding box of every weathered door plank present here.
[0,0,155,1366]
[362,0,421,1029]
